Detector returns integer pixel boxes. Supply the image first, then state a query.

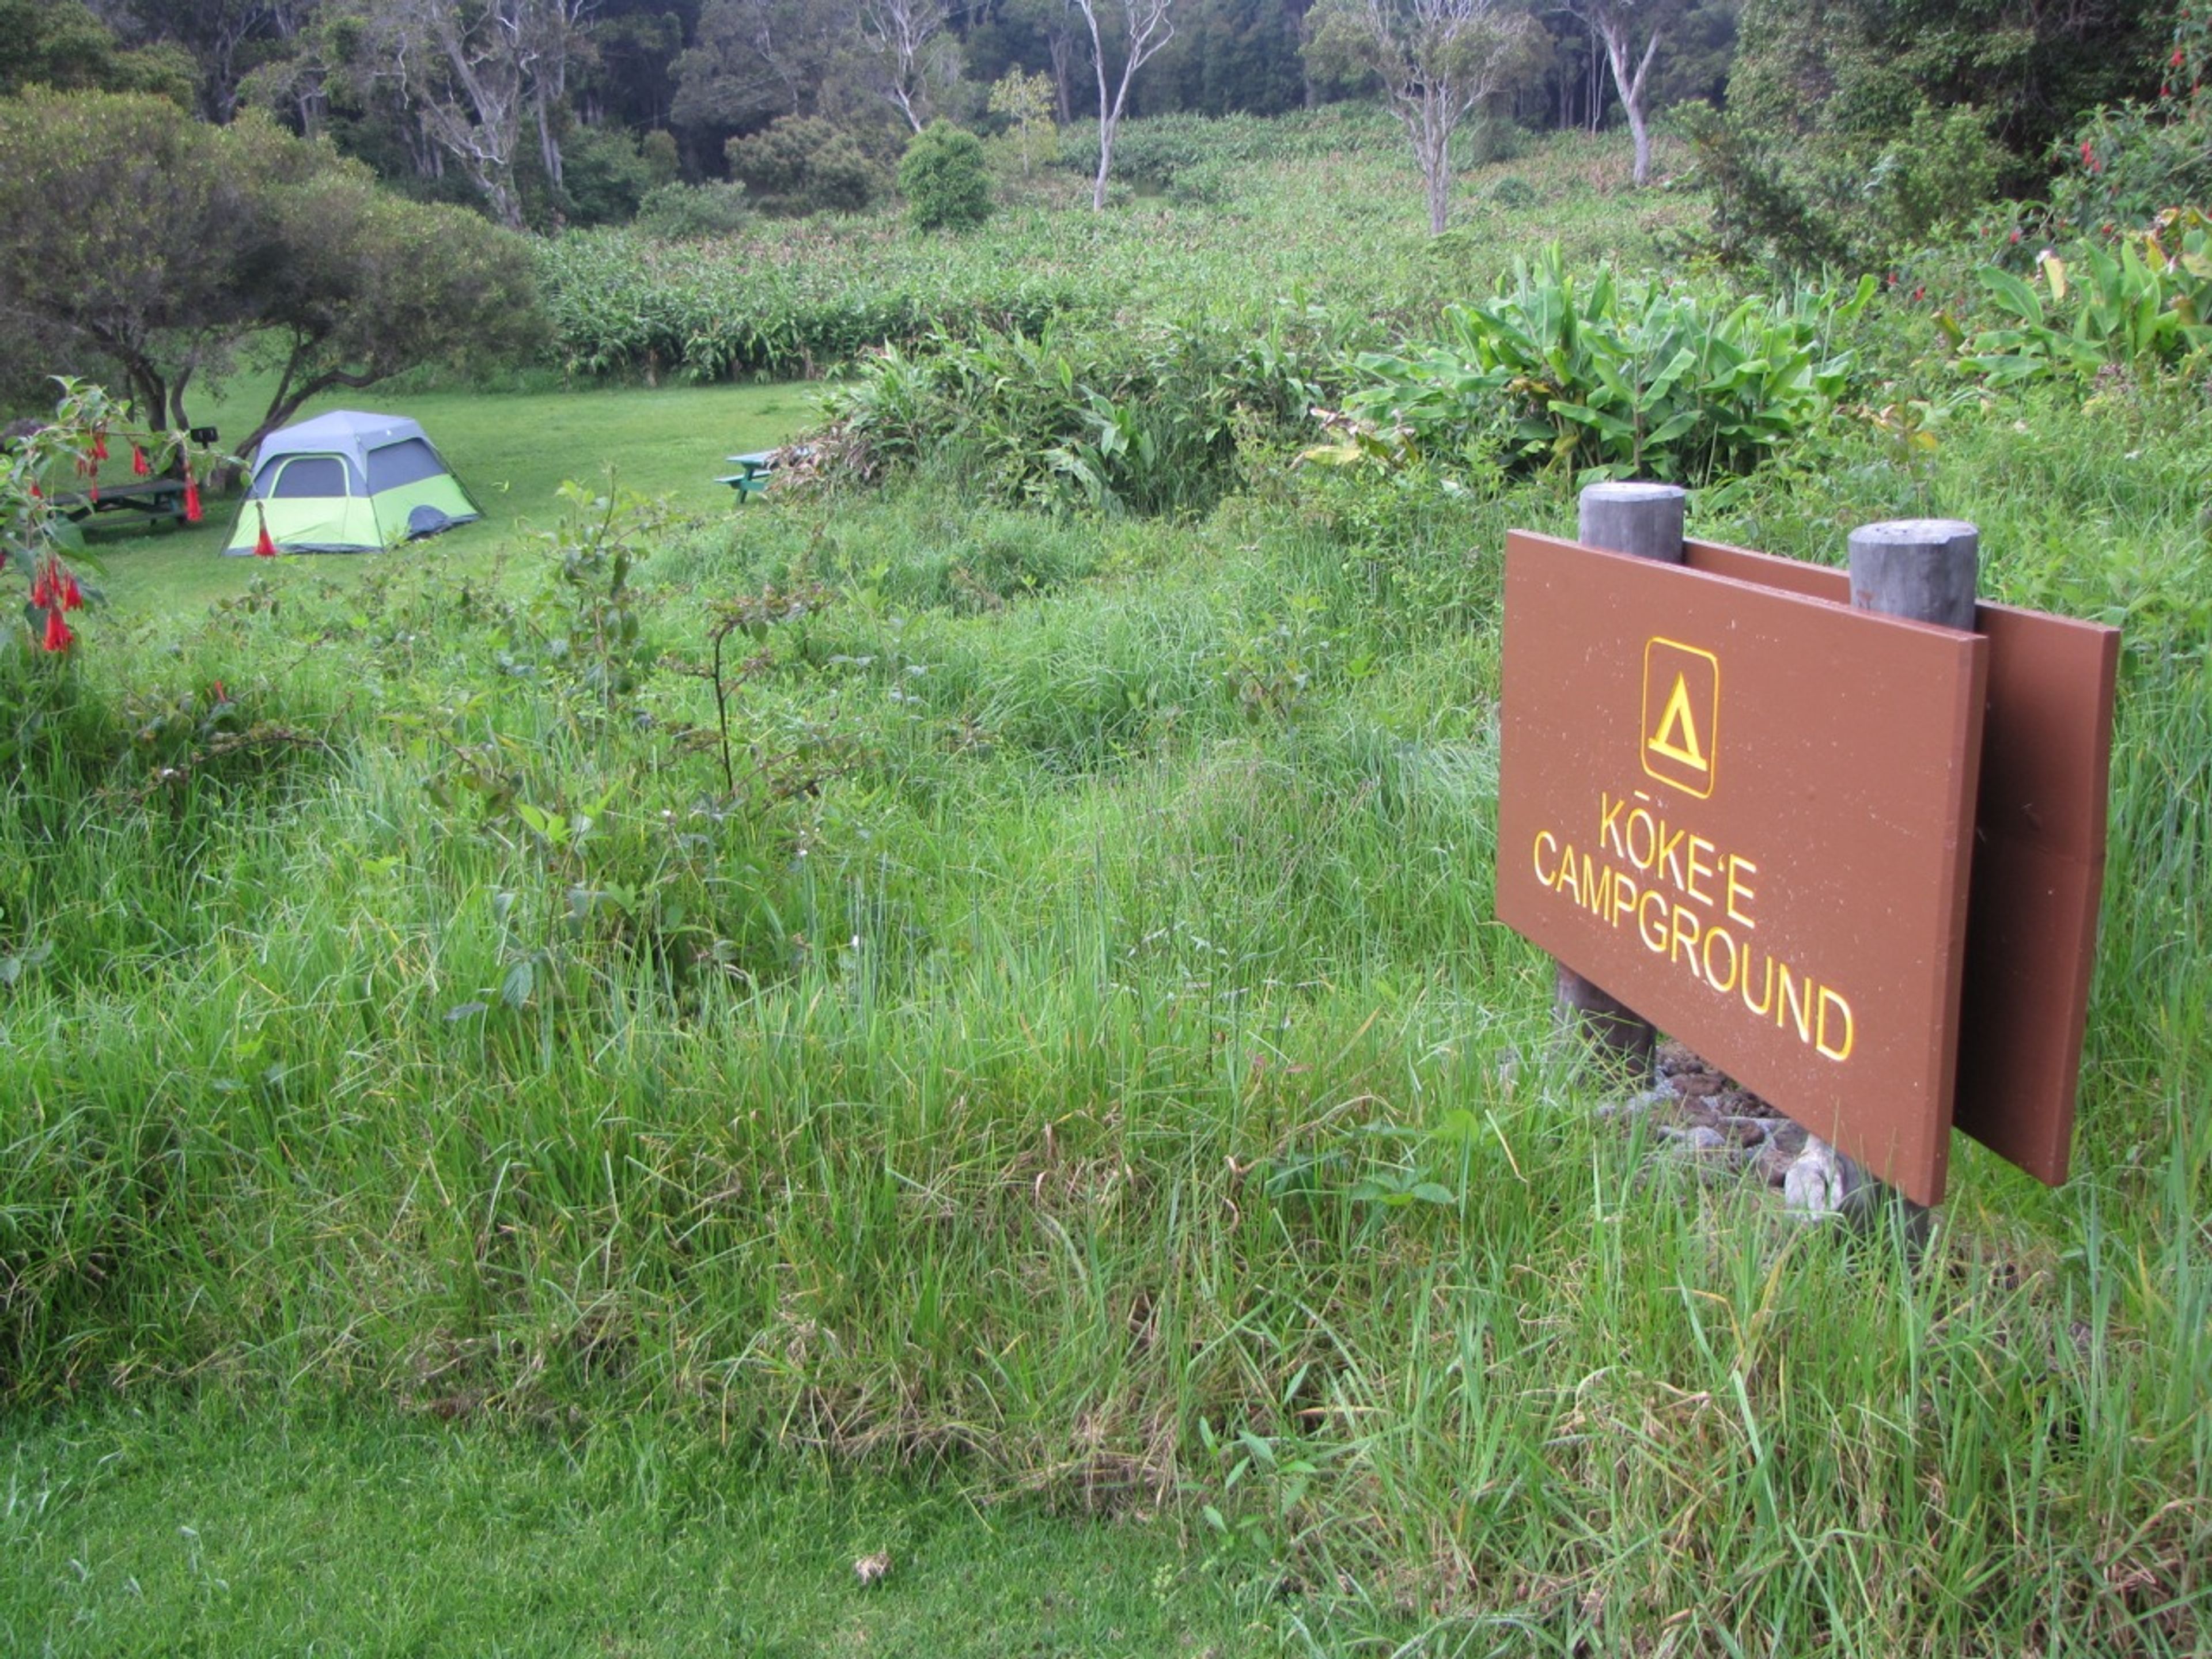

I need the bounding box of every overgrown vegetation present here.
[6,81,2212,1656]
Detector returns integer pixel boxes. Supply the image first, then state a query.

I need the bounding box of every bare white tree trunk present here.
[858,0,954,133]
[1573,0,1663,186]
[1069,0,1177,211]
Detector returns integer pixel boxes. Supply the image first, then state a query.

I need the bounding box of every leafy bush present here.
[1684,101,2006,271]
[558,125,677,227]
[1956,212,2212,384]
[632,180,753,240]
[898,122,992,233]
[816,312,1347,514]
[726,116,881,216]
[1342,249,1869,483]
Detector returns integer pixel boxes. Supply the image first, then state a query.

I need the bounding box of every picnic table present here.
[39,426,217,535]
[718,450,776,502]
[54,477,191,530]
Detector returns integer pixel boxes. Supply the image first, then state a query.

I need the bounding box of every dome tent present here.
[225,410,480,555]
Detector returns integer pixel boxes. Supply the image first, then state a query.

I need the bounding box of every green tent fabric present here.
[225,410,480,555]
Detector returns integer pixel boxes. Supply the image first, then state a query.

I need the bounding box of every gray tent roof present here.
[254,411,439,474]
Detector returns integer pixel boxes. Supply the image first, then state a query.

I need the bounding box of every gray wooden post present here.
[1785,517,1979,1221]
[1555,482,1688,1082]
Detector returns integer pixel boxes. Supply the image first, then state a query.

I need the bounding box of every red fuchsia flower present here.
[2175,48,2187,66]
[60,568,82,611]
[131,444,149,478]
[183,477,202,523]
[254,505,277,558]
[90,429,108,463]
[41,605,73,653]
[29,561,54,610]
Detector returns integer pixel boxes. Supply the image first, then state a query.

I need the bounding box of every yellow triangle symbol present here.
[1647,673,1707,770]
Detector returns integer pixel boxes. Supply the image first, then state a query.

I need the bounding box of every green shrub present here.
[816,311,1346,514]
[898,122,993,233]
[726,116,881,216]
[1684,101,2005,271]
[1956,212,2212,384]
[558,126,673,227]
[1343,248,1869,483]
[632,179,753,240]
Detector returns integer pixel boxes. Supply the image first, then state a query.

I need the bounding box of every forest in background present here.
[2,0,2181,235]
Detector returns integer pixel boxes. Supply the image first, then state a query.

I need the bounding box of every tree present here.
[0,92,540,462]
[1562,0,1677,185]
[855,0,961,131]
[0,0,198,103]
[1304,0,1531,233]
[0,93,257,430]
[897,119,991,227]
[241,169,542,457]
[1069,0,1179,210]
[673,0,855,143]
[353,0,597,230]
[987,66,1058,173]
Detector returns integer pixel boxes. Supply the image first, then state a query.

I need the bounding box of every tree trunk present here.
[1093,113,1116,210]
[1597,18,1661,187]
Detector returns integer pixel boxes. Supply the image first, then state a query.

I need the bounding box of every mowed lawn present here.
[74,373,816,617]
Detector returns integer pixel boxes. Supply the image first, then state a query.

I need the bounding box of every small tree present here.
[988,67,1059,176]
[1304,0,1532,234]
[1563,0,1680,187]
[1069,0,1179,211]
[899,121,993,230]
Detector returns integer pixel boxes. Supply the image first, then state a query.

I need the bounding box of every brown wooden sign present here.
[1498,532,1989,1206]
[1678,539,2119,1187]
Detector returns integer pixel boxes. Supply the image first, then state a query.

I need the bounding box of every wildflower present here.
[183,476,202,522]
[131,444,150,477]
[254,504,277,558]
[41,605,73,653]
[60,567,82,610]
[29,560,53,609]
[90,429,108,463]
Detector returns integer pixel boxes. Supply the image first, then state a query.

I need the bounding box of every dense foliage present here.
[1342,252,1869,480]
[898,120,994,231]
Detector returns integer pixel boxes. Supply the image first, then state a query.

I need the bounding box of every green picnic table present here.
[718,450,776,502]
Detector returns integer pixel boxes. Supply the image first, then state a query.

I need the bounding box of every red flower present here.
[60,568,82,610]
[90,429,108,463]
[29,561,54,609]
[41,605,73,653]
[28,481,40,499]
[89,482,99,504]
[131,444,150,478]
[183,477,202,523]
[254,505,277,558]
[2174,48,2187,66]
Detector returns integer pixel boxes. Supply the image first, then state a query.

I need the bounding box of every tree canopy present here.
[0,91,540,456]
